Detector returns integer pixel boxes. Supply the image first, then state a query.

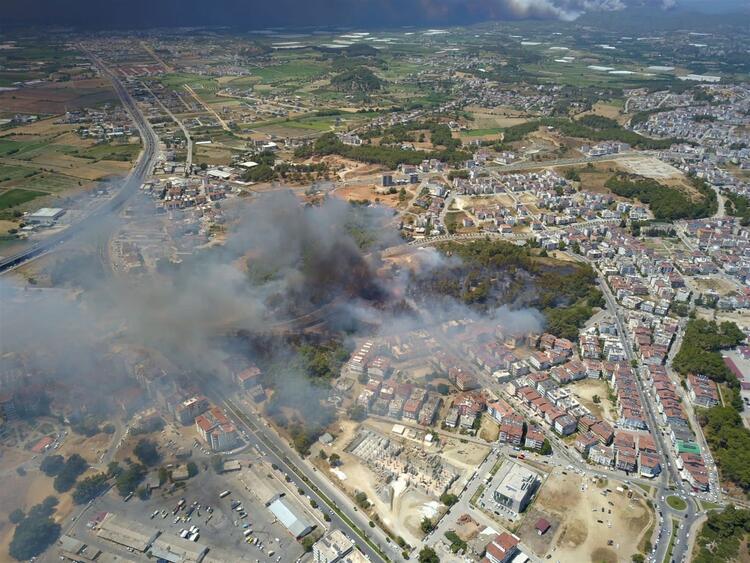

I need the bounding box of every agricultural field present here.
[0,79,117,117]
[0,188,47,209]
[0,117,140,226]
[251,59,331,85]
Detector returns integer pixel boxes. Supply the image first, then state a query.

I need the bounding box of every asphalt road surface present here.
[0,47,159,275]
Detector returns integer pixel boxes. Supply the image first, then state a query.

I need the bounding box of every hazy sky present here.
[2,0,747,28]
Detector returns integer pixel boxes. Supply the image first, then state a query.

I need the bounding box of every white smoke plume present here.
[420,0,676,21]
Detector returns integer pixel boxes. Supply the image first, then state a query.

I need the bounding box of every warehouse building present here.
[148,534,209,563]
[27,207,65,225]
[96,514,160,552]
[266,495,314,539]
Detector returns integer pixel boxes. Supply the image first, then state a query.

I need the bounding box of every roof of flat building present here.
[149,533,209,563]
[494,462,540,504]
[313,529,354,561]
[267,496,313,538]
[28,207,64,218]
[97,514,160,552]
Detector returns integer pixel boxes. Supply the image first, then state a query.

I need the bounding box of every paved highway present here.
[216,392,399,562]
[0,46,159,275]
[142,81,192,172]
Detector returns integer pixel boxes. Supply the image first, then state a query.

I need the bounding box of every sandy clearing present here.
[569,379,617,424]
[525,469,653,561]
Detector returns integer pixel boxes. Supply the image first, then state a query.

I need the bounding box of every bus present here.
[219,490,231,499]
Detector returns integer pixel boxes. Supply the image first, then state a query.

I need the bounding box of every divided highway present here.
[217,393,397,563]
[0,47,158,274]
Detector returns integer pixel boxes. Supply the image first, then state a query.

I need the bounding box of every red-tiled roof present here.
[535,518,551,534]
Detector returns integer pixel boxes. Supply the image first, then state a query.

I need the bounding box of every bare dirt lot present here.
[335,183,401,207]
[619,155,683,181]
[691,276,740,297]
[578,102,625,123]
[569,379,617,424]
[520,469,654,562]
[0,79,117,116]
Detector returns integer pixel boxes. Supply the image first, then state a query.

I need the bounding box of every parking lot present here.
[63,466,305,563]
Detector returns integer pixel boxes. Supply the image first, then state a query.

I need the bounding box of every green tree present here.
[53,454,88,493]
[107,461,122,477]
[540,439,553,455]
[72,473,109,504]
[700,407,750,492]
[302,535,316,552]
[8,509,24,524]
[418,546,440,563]
[355,491,370,509]
[693,506,750,563]
[440,493,458,506]
[39,455,65,477]
[186,462,199,478]
[8,499,61,561]
[133,438,160,466]
[420,516,435,534]
[115,464,147,497]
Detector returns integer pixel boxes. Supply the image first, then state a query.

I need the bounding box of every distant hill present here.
[330,66,384,93]
[341,44,379,58]
[316,44,379,58]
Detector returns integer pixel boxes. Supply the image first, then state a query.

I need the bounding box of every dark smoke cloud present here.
[2,0,681,28]
[0,192,543,409]
[0,192,397,381]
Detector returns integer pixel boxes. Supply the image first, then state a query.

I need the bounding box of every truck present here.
[189,532,200,542]
[219,490,231,498]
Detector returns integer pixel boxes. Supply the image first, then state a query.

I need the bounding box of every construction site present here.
[346,427,460,500]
